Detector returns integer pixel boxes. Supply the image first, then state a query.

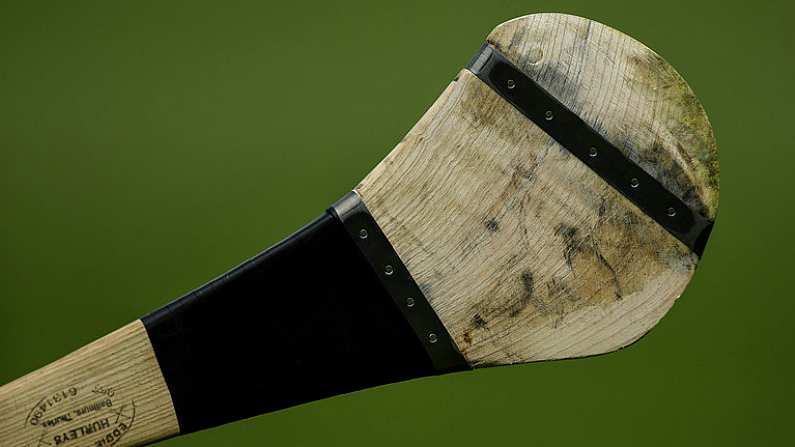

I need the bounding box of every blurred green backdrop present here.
[1,0,792,446]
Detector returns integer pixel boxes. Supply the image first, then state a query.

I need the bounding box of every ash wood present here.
[0,321,178,447]
[489,14,719,219]
[356,13,719,366]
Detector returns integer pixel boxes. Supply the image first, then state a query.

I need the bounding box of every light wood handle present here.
[0,321,179,447]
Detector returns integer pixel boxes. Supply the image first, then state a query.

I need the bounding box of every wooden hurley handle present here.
[0,321,179,447]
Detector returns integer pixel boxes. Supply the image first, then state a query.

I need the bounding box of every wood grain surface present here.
[0,321,178,447]
[356,13,719,366]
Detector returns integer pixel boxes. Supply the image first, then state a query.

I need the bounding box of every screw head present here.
[545,110,554,121]
[358,228,368,239]
[506,79,516,89]
[428,333,438,344]
[384,265,394,276]
[666,207,677,217]
[588,147,598,157]
[406,297,415,308]
[630,178,640,188]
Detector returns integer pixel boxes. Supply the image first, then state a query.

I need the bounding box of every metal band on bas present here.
[466,44,714,256]
[331,191,470,373]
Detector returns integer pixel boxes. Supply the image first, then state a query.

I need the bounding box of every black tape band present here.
[466,44,713,256]
[142,206,465,434]
[331,191,469,373]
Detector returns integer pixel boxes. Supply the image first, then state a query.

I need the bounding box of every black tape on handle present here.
[142,207,466,434]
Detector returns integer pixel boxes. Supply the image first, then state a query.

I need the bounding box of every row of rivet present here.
[506,76,677,219]
[358,226,438,344]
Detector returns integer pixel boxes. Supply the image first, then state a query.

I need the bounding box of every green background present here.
[1,1,792,446]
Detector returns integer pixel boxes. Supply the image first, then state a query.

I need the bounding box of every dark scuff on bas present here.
[554,223,623,300]
[484,218,500,232]
[624,50,720,221]
[555,224,580,269]
[509,271,535,317]
[461,313,488,347]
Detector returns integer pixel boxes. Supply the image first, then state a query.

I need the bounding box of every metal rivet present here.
[545,110,554,121]
[666,207,677,217]
[406,297,415,308]
[428,333,438,344]
[630,178,640,188]
[358,228,368,239]
[589,147,598,157]
[384,265,394,275]
[506,79,516,89]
